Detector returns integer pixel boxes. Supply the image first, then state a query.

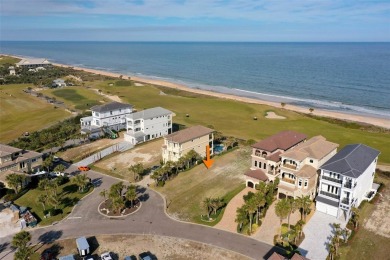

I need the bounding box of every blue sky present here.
[1,0,389,41]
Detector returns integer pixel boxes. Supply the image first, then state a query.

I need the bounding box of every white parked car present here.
[100,252,113,260]
[49,172,65,177]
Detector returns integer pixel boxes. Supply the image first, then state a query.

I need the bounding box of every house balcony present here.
[322,176,343,184]
[281,178,295,185]
[268,170,274,175]
[341,198,351,205]
[344,182,357,189]
[320,190,340,200]
[283,163,298,170]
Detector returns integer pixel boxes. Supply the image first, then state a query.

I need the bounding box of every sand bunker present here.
[265,111,286,119]
[135,83,144,86]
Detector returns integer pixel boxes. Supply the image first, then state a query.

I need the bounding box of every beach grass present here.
[42,87,104,111]
[0,84,70,143]
[0,55,20,65]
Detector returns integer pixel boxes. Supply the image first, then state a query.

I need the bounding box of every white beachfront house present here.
[80,102,133,138]
[316,144,380,220]
[277,136,339,200]
[16,58,52,69]
[52,79,67,88]
[124,107,173,144]
[9,66,16,75]
[162,125,214,163]
[245,130,307,188]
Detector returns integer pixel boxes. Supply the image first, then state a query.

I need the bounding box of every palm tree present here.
[99,189,107,200]
[297,195,311,221]
[210,197,225,215]
[5,173,24,194]
[49,193,60,209]
[125,185,137,207]
[351,207,360,229]
[37,194,48,210]
[245,197,258,234]
[328,239,336,260]
[111,196,125,213]
[203,197,212,219]
[72,174,89,192]
[12,231,32,260]
[253,192,266,224]
[42,156,54,171]
[54,164,66,173]
[38,178,51,195]
[235,205,248,232]
[287,198,297,231]
[128,163,144,181]
[275,198,291,238]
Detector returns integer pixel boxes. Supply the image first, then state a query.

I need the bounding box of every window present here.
[255,161,257,167]
[263,164,266,170]
[298,179,302,187]
[95,112,99,117]
[110,111,113,115]
[32,158,37,162]
[304,180,308,187]
[258,162,262,168]
[310,159,313,163]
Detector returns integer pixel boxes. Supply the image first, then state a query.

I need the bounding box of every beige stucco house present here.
[162,125,214,163]
[278,136,339,199]
[245,130,307,188]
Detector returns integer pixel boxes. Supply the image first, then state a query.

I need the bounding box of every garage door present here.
[316,202,338,217]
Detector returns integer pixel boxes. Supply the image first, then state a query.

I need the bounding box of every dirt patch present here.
[98,199,140,217]
[60,134,124,162]
[92,88,122,102]
[33,234,250,260]
[134,83,144,87]
[364,183,390,238]
[265,111,286,119]
[94,139,163,178]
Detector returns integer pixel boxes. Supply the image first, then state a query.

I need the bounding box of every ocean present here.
[1,42,390,119]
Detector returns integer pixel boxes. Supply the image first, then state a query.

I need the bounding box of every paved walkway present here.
[0,168,283,260]
[215,187,252,232]
[253,200,300,245]
[298,211,346,260]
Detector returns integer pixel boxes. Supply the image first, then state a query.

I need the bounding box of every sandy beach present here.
[50,62,390,129]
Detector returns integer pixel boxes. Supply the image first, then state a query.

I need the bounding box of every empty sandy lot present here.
[33,234,250,260]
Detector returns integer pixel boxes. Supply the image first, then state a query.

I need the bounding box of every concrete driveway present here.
[0,167,284,260]
[298,211,346,260]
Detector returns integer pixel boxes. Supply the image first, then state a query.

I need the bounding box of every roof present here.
[58,255,76,260]
[295,165,317,178]
[127,107,172,120]
[267,252,285,260]
[266,151,282,162]
[76,237,89,250]
[16,58,51,66]
[53,79,65,83]
[245,169,268,181]
[316,195,339,207]
[291,253,310,260]
[282,136,339,161]
[164,125,213,144]
[90,102,132,113]
[321,144,380,178]
[252,131,307,152]
[0,144,22,156]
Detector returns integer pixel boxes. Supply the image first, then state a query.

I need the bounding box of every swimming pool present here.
[214,144,224,154]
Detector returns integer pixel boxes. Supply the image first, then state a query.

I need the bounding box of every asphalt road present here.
[0,167,283,260]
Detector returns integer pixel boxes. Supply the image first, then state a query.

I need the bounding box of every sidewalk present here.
[214,187,252,233]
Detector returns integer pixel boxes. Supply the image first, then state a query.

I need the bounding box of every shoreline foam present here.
[4,54,390,129]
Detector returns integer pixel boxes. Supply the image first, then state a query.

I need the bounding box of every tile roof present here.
[266,151,282,162]
[252,131,307,152]
[245,169,268,181]
[267,252,285,260]
[291,253,310,260]
[127,107,172,120]
[295,165,317,178]
[321,144,380,178]
[164,125,213,144]
[90,102,132,113]
[282,136,338,161]
[0,144,22,156]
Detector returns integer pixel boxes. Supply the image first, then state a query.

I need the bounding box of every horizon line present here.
[1,40,390,43]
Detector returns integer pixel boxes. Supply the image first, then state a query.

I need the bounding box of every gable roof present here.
[164,125,213,144]
[252,131,307,152]
[321,144,380,178]
[127,107,172,120]
[245,169,268,181]
[90,102,132,113]
[267,252,285,260]
[0,144,22,157]
[282,136,339,161]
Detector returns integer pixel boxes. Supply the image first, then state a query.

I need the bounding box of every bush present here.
[157,180,165,187]
[48,208,63,216]
[56,176,69,186]
[3,193,18,202]
[251,223,259,233]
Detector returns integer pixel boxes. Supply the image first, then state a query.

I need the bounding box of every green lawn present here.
[47,80,390,165]
[338,172,390,260]
[42,87,104,111]
[0,84,70,142]
[14,181,93,226]
[153,148,250,225]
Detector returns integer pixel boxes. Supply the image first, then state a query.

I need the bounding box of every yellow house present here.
[162,125,214,163]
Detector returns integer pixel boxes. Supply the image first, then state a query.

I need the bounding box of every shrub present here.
[251,223,259,233]
[48,208,63,216]
[56,176,69,186]
[3,193,18,202]
[157,180,165,187]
